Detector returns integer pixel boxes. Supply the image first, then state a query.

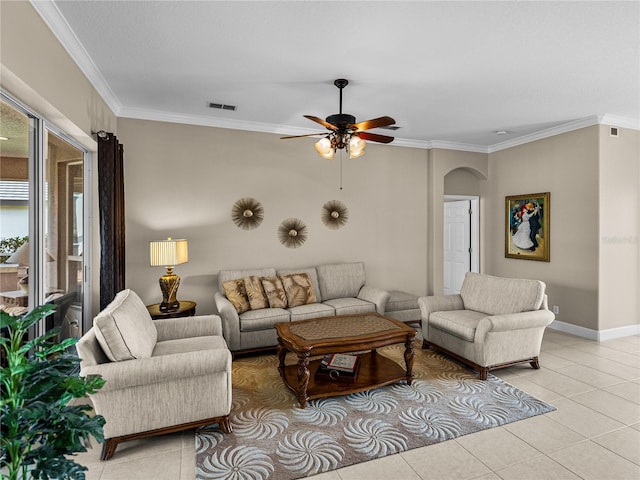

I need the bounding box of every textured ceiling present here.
[0,101,30,158]
[32,1,640,151]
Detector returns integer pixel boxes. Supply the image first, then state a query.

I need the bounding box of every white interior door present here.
[444,200,471,294]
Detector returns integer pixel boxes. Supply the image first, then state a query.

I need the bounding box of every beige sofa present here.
[77,289,232,460]
[214,262,390,353]
[418,272,555,379]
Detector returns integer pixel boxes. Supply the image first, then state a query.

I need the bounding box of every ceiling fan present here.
[281,79,396,159]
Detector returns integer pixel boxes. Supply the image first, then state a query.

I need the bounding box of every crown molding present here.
[120,105,492,153]
[390,137,435,150]
[598,114,640,131]
[121,106,640,155]
[487,115,640,153]
[487,116,600,153]
[429,140,489,153]
[117,106,322,136]
[29,0,122,116]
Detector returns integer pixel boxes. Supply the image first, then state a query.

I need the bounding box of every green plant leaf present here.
[1,305,105,479]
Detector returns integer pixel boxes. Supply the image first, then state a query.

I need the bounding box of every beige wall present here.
[598,125,640,330]
[1,1,117,318]
[483,127,600,330]
[117,118,430,315]
[444,168,482,197]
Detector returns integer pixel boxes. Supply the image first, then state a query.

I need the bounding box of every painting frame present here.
[505,192,550,262]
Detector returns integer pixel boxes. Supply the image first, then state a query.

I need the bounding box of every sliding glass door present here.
[0,98,31,312]
[43,130,86,339]
[1,92,90,340]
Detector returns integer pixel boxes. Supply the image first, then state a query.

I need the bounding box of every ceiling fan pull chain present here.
[340,149,343,190]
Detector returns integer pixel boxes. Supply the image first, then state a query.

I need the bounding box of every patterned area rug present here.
[195,341,555,479]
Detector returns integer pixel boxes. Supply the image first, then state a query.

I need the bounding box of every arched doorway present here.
[443,167,483,293]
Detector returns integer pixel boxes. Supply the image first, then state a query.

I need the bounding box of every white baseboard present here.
[597,323,640,341]
[549,320,640,341]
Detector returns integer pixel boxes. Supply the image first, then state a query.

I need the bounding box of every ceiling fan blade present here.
[304,115,338,131]
[358,131,395,144]
[280,132,327,140]
[352,116,396,131]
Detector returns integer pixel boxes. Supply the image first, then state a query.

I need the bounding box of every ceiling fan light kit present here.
[282,79,395,160]
[314,136,335,160]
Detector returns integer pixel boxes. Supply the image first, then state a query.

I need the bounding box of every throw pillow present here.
[223,279,250,314]
[244,275,269,310]
[280,273,318,308]
[261,276,287,308]
[93,289,157,362]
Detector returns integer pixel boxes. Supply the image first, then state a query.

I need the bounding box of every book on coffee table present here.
[322,353,359,372]
[315,354,360,383]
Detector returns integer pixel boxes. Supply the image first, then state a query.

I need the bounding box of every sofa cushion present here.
[93,289,157,362]
[280,273,318,307]
[239,308,290,332]
[316,262,365,301]
[244,276,269,310]
[261,276,288,308]
[223,279,250,314]
[322,297,375,316]
[218,267,276,292]
[287,303,335,322]
[460,272,545,315]
[276,267,322,302]
[429,310,487,342]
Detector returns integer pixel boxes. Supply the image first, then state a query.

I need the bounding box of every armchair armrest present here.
[81,348,231,392]
[358,285,390,314]
[475,309,555,343]
[154,314,222,342]
[214,292,241,350]
[418,294,464,321]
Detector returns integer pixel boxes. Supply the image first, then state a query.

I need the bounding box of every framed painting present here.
[505,192,550,262]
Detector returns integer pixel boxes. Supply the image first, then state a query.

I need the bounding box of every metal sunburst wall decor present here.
[321,200,349,229]
[231,198,264,230]
[278,218,308,248]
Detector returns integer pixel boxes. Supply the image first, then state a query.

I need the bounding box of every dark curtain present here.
[97,133,125,310]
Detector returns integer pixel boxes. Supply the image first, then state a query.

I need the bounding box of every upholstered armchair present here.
[77,289,232,460]
[418,272,555,380]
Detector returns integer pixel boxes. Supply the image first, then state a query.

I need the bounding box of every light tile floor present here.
[77,331,640,480]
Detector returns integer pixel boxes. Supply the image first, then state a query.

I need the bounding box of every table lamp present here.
[149,237,188,312]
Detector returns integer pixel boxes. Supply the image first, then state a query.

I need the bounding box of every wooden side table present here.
[146,300,197,320]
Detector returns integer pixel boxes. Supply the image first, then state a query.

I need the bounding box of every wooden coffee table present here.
[274,312,416,408]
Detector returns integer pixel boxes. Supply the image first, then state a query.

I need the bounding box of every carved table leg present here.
[404,336,415,385]
[296,352,310,409]
[276,339,286,378]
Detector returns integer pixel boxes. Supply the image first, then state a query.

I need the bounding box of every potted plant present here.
[1,305,105,480]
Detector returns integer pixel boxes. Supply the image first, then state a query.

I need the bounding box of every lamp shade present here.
[6,242,29,265]
[348,135,366,159]
[150,238,188,267]
[314,137,335,160]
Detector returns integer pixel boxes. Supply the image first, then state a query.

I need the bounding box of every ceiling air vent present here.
[209,102,237,111]
[378,125,400,131]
